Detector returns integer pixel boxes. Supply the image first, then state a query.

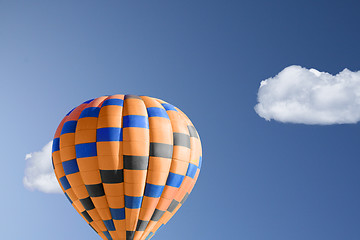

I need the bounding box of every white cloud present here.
[254,65,360,125]
[23,141,62,194]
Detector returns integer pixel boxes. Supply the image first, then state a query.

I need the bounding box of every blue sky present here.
[1,1,360,239]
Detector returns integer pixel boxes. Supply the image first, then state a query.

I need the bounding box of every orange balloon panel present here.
[52,94,202,240]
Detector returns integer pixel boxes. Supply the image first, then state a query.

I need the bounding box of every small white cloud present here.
[23,141,62,194]
[254,65,360,125]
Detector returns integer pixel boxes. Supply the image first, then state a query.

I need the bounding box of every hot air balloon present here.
[52,94,202,240]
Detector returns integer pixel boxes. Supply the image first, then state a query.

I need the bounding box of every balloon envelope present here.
[52,94,202,240]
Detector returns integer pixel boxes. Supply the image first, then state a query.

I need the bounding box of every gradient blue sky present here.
[1,1,360,239]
